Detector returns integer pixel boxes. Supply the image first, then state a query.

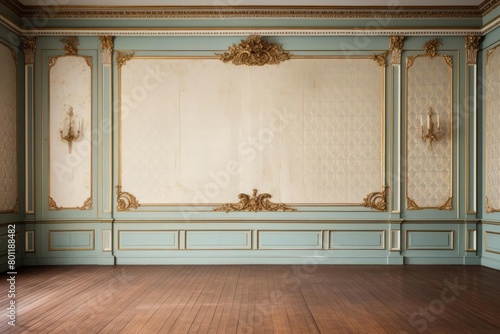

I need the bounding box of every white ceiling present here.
[17,0,485,6]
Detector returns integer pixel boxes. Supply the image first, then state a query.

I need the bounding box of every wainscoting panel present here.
[485,231,500,255]
[482,223,500,270]
[186,230,251,250]
[406,230,454,250]
[48,230,94,251]
[257,230,322,250]
[118,230,179,250]
[329,230,386,250]
[0,42,18,213]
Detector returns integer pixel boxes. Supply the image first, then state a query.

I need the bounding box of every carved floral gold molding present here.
[218,35,291,66]
[407,39,453,69]
[213,189,296,213]
[465,35,481,65]
[99,36,114,65]
[362,187,387,211]
[389,35,404,65]
[116,185,140,211]
[48,196,61,210]
[116,51,135,68]
[77,197,93,210]
[61,36,79,55]
[371,51,388,67]
[48,37,93,69]
[22,36,36,65]
[406,196,452,211]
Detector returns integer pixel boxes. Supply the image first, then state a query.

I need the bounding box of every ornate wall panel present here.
[406,55,453,209]
[119,57,384,207]
[49,56,92,209]
[0,43,18,213]
[485,45,500,213]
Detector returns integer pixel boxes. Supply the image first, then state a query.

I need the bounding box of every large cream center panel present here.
[119,57,384,205]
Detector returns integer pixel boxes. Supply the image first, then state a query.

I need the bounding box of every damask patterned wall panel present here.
[119,57,384,206]
[48,56,92,209]
[406,55,453,209]
[0,43,18,213]
[486,45,500,213]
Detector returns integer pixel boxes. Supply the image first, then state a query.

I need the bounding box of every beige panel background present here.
[119,57,383,205]
[486,46,500,212]
[0,43,18,213]
[406,56,452,209]
[49,56,92,209]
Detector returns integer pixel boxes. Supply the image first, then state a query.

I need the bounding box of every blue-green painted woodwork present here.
[0,5,499,270]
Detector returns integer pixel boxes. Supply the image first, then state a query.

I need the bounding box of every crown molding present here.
[1,0,498,19]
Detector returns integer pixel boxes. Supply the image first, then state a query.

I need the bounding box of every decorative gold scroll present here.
[213,189,296,213]
[389,35,404,65]
[218,35,291,66]
[48,196,62,210]
[77,197,93,210]
[116,185,140,211]
[371,51,388,67]
[61,37,79,55]
[362,186,387,211]
[116,51,135,68]
[406,197,422,210]
[424,39,441,58]
[22,36,36,65]
[465,36,481,65]
[438,196,453,210]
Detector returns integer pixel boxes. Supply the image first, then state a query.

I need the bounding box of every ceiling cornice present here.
[0,0,498,19]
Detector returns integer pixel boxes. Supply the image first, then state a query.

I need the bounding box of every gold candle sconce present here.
[420,107,440,150]
[60,106,81,154]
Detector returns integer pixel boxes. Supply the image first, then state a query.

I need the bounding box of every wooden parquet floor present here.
[1,265,500,333]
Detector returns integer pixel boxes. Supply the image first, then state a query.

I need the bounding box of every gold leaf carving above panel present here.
[213,189,296,213]
[362,186,387,211]
[48,196,62,211]
[48,54,93,70]
[116,51,135,68]
[406,55,418,69]
[424,39,442,58]
[61,37,79,55]
[218,35,291,66]
[406,197,422,210]
[389,35,404,65]
[465,35,481,65]
[22,36,36,65]
[77,197,93,210]
[116,185,140,211]
[371,51,388,67]
[99,36,114,65]
[438,197,453,211]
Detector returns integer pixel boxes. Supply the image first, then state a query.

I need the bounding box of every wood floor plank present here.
[3,265,500,334]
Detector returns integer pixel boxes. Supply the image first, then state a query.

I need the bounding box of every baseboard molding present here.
[481,256,500,271]
[403,257,469,265]
[34,257,115,266]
